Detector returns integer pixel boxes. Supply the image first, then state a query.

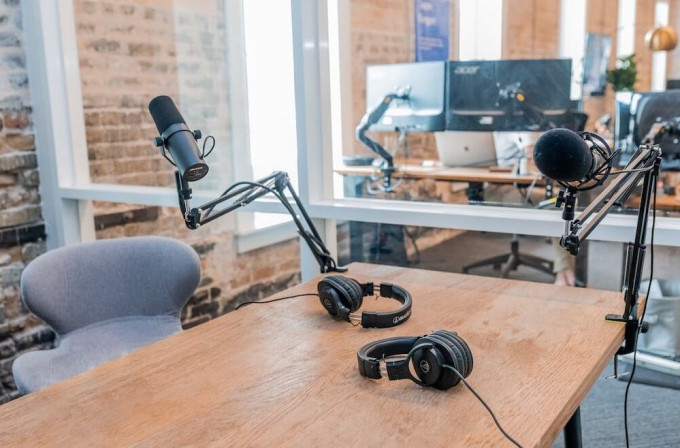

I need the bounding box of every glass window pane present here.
[325,0,680,227]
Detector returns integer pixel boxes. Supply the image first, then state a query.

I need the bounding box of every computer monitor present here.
[445,59,572,132]
[365,61,446,132]
[666,79,680,90]
[616,90,680,162]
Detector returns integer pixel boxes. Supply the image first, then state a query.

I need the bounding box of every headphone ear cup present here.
[448,332,474,378]
[317,276,364,321]
[324,276,364,311]
[422,333,462,390]
[432,330,473,378]
[410,344,445,387]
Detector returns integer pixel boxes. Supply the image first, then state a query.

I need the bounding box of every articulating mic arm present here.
[555,144,661,354]
[175,171,346,274]
[641,117,680,145]
[356,88,410,189]
[498,83,549,130]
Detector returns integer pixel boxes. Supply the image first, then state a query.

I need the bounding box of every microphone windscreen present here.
[533,128,592,183]
[148,95,185,134]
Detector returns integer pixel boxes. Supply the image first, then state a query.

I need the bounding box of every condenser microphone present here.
[149,95,208,181]
[533,128,609,184]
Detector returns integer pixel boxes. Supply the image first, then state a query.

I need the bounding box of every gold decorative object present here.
[645,26,678,52]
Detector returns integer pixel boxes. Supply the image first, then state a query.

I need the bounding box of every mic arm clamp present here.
[174,170,346,274]
[554,144,662,354]
[356,88,411,190]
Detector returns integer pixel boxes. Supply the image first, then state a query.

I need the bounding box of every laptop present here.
[434,131,497,167]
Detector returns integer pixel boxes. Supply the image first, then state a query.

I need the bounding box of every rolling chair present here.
[463,112,588,279]
[12,236,200,394]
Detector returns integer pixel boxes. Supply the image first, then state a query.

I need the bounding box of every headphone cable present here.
[443,365,524,448]
[235,293,319,310]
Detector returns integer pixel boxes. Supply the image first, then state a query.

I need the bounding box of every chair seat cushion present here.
[12,315,182,394]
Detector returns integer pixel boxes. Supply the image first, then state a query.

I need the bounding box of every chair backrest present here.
[21,236,201,335]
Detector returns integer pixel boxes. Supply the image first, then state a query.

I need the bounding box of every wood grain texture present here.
[628,193,680,212]
[335,164,542,184]
[0,263,626,448]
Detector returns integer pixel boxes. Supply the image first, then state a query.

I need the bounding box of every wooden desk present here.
[0,263,625,447]
[628,193,680,212]
[335,163,542,185]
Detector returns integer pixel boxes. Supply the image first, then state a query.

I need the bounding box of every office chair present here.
[462,112,588,279]
[12,236,200,394]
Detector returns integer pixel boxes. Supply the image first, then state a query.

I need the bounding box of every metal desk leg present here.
[465,182,485,202]
[564,407,582,448]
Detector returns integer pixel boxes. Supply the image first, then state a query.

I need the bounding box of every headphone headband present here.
[358,282,412,328]
[357,335,419,380]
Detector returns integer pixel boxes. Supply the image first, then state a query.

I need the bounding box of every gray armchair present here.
[12,236,200,394]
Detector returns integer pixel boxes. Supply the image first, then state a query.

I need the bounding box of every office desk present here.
[0,263,625,447]
[628,193,680,213]
[335,163,542,185]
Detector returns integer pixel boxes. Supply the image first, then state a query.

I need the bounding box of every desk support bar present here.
[563,407,582,448]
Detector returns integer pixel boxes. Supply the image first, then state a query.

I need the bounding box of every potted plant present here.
[606,54,637,91]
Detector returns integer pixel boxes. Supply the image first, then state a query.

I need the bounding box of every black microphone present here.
[533,128,609,184]
[149,95,208,182]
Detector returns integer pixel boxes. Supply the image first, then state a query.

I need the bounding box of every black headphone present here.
[317,275,412,328]
[357,330,473,390]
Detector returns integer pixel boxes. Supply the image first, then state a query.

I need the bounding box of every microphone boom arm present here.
[356,88,410,189]
[175,170,346,274]
[555,143,661,355]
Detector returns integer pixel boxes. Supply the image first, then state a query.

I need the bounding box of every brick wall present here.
[0,0,54,404]
[502,0,560,60]
[73,0,302,329]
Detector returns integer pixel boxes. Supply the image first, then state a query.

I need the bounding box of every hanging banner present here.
[415,0,450,62]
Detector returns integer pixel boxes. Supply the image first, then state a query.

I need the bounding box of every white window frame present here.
[224,0,298,252]
[25,0,680,283]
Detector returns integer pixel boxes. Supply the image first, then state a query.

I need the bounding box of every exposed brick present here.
[0,152,36,172]
[94,206,159,230]
[190,301,219,319]
[0,338,16,358]
[0,31,18,47]
[17,168,39,187]
[0,173,13,186]
[12,326,56,351]
[20,241,45,264]
[0,262,21,287]
[1,53,23,69]
[182,316,209,329]
[89,38,121,53]
[2,109,30,129]
[188,289,209,305]
[8,73,27,90]
[0,205,40,228]
[0,223,44,248]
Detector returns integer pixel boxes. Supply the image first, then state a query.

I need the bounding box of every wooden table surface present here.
[335,163,542,185]
[628,193,680,212]
[0,263,626,448]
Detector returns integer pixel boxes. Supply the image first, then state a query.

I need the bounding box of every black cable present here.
[443,365,524,448]
[622,172,657,448]
[202,135,216,159]
[235,293,318,310]
[205,179,294,220]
